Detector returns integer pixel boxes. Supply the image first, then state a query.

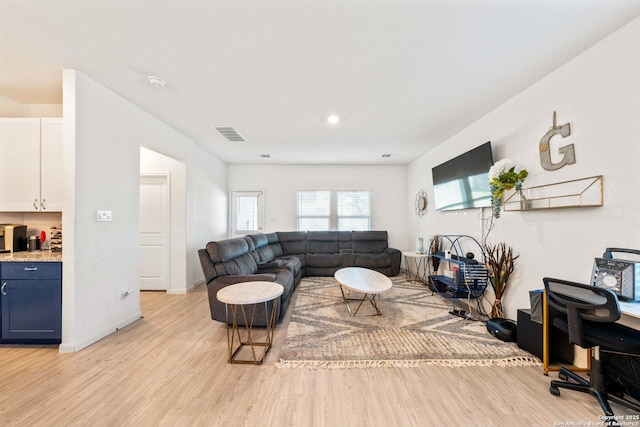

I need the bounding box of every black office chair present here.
[543,277,640,416]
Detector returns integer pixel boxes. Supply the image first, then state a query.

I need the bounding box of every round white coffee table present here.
[216,281,284,364]
[334,267,392,316]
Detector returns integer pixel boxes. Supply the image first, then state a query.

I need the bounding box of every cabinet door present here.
[40,118,64,212]
[1,279,62,340]
[0,118,42,211]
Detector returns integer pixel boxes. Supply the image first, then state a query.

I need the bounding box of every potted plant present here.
[483,242,520,319]
[488,159,528,218]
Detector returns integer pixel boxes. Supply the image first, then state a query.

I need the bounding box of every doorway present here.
[139,174,170,291]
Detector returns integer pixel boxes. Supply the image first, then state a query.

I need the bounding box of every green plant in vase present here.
[488,159,528,218]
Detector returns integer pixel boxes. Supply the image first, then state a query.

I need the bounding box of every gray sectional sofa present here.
[198,231,401,326]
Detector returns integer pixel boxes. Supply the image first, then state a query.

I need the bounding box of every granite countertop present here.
[0,251,62,262]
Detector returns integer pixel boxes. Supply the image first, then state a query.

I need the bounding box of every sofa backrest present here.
[265,232,284,257]
[247,233,283,263]
[306,231,341,253]
[277,231,307,255]
[206,237,258,276]
[351,231,389,254]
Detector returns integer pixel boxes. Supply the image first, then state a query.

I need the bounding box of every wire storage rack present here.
[427,235,489,317]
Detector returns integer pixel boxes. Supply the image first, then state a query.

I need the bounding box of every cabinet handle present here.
[41,198,47,210]
[33,198,39,210]
[1,282,6,296]
[24,267,38,271]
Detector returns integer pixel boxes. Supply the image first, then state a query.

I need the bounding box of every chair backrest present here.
[543,277,621,347]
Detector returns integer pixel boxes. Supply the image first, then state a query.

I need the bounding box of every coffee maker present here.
[0,224,28,252]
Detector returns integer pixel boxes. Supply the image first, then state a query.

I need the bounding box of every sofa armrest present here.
[385,247,402,276]
[257,259,285,271]
[213,274,276,286]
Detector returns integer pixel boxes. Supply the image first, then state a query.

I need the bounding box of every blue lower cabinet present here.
[0,262,62,343]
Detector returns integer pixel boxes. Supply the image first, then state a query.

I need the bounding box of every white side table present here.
[403,251,429,284]
[216,281,284,365]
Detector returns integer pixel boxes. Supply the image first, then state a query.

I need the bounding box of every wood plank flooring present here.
[0,282,636,426]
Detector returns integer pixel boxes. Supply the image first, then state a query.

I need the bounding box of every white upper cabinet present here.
[0,118,63,212]
[40,118,64,212]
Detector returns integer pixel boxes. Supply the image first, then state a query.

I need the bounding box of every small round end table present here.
[216,281,284,365]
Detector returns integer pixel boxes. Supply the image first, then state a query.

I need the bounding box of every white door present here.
[230,191,263,237]
[140,175,170,291]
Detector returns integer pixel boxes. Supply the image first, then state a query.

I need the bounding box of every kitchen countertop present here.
[0,251,62,262]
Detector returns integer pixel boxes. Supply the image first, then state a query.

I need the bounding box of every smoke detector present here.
[147,76,166,88]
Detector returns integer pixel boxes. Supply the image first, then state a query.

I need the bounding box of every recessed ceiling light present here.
[147,75,166,88]
[327,114,340,124]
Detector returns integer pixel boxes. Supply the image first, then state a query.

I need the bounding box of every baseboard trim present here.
[58,310,144,353]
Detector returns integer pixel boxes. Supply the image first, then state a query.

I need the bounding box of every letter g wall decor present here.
[539,111,576,171]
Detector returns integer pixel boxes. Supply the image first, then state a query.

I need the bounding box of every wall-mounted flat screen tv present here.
[432,141,494,211]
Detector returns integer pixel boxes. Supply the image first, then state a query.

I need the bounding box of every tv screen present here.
[432,141,494,211]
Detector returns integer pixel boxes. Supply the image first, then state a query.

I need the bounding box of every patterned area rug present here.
[277,275,541,369]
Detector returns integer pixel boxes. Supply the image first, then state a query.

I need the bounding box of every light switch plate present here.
[97,210,112,222]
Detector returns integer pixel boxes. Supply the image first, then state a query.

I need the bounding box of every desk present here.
[619,301,640,329]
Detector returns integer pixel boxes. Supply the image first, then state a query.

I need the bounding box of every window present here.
[296,190,371,231]
[337,191,371,231]
[297,191,331,231]
[230,191,263,236]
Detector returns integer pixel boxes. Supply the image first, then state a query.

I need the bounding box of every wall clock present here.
[415,190,428,217]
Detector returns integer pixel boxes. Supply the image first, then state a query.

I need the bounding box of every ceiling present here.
[1,1,640,165]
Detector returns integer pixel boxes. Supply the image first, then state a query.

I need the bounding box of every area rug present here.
[276,275,541,369]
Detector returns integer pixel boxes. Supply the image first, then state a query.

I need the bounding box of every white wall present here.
[0,93,62,118]
[228,164,408,251]
[61,70,227,352]
[407,17,640,321]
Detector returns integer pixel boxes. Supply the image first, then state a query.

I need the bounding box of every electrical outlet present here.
[97,210,112,222]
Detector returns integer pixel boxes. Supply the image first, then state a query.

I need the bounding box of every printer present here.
[591,247,640,302]
[0,224,27,253]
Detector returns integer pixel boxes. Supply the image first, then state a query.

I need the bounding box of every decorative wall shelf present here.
[504,175,603,211]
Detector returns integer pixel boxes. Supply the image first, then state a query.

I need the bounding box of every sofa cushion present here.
[215,253,258,277]
[354,253,392,269]
[351,231,389,254]
[306,231,340,253]
[306,253,342,268]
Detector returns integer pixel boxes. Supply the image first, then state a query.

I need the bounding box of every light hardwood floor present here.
[0,281,636,426]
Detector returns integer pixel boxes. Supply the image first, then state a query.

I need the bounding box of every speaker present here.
[486,318,517,342]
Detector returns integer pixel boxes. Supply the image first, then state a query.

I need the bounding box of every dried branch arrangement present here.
[483,242,520,318]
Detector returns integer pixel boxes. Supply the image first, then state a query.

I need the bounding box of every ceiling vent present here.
[212,126,246,142]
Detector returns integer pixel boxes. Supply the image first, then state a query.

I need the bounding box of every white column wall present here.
[61,70,227,351]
